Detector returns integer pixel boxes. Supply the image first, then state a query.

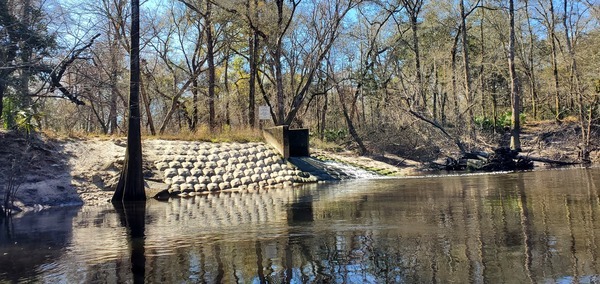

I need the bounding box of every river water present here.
[1,167,600,283]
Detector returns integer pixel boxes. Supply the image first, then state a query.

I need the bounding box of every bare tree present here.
[508,0,521,150]
[561,0,594,161]
[460,0,475,138]
[401,0,425,109]
[535,0,562,120]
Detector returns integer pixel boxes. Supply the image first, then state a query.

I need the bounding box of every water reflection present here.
[1,168,600,283]
[0,207,78,282]
[114,202,146,283]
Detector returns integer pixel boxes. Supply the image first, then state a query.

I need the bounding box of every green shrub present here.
[16,108,42,137]
[323,129,347,142]
[2,97,17,130]
[474,116,494,130]
[475,112,526,131]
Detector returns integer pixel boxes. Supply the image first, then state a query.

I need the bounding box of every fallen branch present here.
[445,147,580,171]
[517,155,580,165]
[407,109,467,154]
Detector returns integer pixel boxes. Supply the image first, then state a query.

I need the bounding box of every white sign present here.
[258,105,271,120]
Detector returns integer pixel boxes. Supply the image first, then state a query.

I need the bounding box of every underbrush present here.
[310,138,346,153]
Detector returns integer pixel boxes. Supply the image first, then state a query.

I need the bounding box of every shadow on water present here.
[114,202,146,284]
[0,207,79,282]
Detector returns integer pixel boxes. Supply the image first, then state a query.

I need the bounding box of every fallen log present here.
[516,155,580,166]
[444,147,579,171]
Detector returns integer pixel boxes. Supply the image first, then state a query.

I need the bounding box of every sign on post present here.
[258,105,270,120]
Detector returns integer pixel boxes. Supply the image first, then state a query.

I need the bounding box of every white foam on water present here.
[322,160,381,179]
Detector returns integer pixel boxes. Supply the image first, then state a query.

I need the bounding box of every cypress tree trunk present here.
[112,0,146,203]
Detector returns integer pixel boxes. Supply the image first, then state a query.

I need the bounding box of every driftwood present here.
[515,155,579,166]
[445,147,579,171]
[404,108,581,171]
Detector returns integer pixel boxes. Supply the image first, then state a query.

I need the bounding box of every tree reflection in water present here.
[98,170,600,283]
[114,202,146,283]
[2,169,600,283]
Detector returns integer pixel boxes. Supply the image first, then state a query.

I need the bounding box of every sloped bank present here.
[144,140,318,198]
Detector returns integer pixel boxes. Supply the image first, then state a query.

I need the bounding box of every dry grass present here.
[310,138,346,153]
[147,125,264,143]
[42,129,115,141]
[42,126,265,143]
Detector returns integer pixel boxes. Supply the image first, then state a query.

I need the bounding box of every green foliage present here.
[497,112,513,128]
[2,97,41,135]
[475,112,526,131]
[474,116,495,130]
[322,129,347,142]
[2,97,17,130]
[16,108,41,136]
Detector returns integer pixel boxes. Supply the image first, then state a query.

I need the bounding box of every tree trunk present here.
[339,89,368,155]
[460,0,474,137]
[191,78,199,130]
[525,0,538,120]
[410,14,425,109]
[320,93,327,140]
[0,83,4,122]
[479,2,486,118]
[90,101,109,134]
[108,21,120,135]
[509,0,521,151]
[157,77,194,134]
[492,81,498,133]
[206,1,216,130]
[549,0,561,121]
[433,61,439,121]
[562,0,588,161]
[112,0,146,203]
[18,0,32,111]
[140,74,155,135]
[451,32,460,123]
[108,87,118,134]
[400,0,424,108]
[275,0,285,125]
[248,0,259,128]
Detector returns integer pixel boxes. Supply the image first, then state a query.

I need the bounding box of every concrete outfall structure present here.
[145,140,317,197]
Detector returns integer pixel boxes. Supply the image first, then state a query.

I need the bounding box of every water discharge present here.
[322,160,382,179]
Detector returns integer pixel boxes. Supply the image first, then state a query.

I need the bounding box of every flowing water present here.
[322,160,382,179]
[1,167,600,283]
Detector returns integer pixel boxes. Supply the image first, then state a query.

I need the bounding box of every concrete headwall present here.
[263,125,289,158]
[262,126,309,159]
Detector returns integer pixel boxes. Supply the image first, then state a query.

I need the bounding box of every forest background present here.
[1,0,599,162]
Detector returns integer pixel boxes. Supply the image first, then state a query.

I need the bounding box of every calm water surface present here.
[1,167,600,283]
